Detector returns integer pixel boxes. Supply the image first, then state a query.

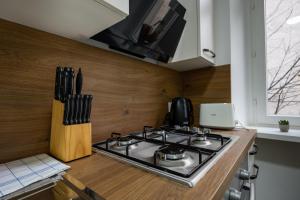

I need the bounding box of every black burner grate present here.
[132,126,232,152]
[93,133,216,178]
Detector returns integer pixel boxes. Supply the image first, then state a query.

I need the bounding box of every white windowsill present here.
[246,126,300,143]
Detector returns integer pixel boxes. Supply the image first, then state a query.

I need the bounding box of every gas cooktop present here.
[93,126,239,187]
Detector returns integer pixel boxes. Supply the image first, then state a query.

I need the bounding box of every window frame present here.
[249,0,300,127]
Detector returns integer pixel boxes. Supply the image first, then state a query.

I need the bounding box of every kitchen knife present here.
[54,66,63,101]
[62,67,74,102]
[66,67,74,97]
[69,95,75,125]
[61,67,69,102]
[63,95,71,125]
[76,68,83,95]
[86,95,93,123]
[69,68,75,96]
[77,95,83,124]
[73,94,79,124]
[82,95,88,123]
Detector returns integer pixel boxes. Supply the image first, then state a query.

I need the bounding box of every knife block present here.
[50,99,92,162]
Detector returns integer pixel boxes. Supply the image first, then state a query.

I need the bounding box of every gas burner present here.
[185,127,212,146]
[147,130,169,139]
[110,136,138,151]
[156,130,166,135]
[116,136,133,146]
[192,134,212,146]
[196,134,207,141]
[143,126,169,140]
[191,127,201,134]
[158,145,185,160]
[174,125,191,132]
[155,145,194,167]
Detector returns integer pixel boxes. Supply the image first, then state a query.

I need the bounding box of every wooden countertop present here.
[67,129,256,200]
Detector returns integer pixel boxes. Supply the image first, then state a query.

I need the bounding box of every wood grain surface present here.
[0,19,182,162]
[0,19,231,163]
[182,65,231,124]
[68,129,256,200]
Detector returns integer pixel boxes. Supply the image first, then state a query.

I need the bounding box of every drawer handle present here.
[203,49,216,58]
[249,144,258,155]
[250,164,259,180]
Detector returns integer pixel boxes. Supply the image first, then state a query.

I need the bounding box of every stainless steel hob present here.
[93,126,239,187]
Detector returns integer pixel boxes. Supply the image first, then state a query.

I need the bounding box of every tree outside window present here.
[266,0,300,115]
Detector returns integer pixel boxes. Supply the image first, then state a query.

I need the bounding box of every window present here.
[249,0,300,126]
[265,0,300,116]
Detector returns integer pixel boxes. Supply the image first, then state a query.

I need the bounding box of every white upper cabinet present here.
[169,0,215,71]
[96,0,129,17]
[0,0,129,41]
[199,0,215,64]
[172,0,198,62]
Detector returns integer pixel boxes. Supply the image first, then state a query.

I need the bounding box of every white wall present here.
[214,0,252,125]
[229,0,252,125]
[214,0,231,66]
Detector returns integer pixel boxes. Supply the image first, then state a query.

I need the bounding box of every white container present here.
[199,103,236,129]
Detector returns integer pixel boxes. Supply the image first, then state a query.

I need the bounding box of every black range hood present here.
[91,0,186,63]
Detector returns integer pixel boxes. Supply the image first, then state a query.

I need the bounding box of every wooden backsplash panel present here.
[182,65,231,124]
[0,19,182,162]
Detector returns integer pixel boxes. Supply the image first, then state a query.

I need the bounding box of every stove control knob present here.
[239,169,251,180]
[224,188,242,200]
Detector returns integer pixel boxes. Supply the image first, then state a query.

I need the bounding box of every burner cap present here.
[118,136,131,141]
[146,129,168,139]
[110,136,138,151]
[193,139,212,146]
[193,134,212,146]
[159,145,185,154]
[195,134,207,141]
[157,145,185,160]
[155,130,165,135]
[117,136,133,146]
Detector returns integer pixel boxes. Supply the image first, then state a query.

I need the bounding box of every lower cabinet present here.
[224,143,259,200]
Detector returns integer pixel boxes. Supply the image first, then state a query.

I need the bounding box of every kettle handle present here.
[187,99,194,126]
[169,98,177,126]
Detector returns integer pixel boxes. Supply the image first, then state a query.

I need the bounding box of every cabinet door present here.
[248,143,257,173]
[99,0,129,16]
[199,0,215,63]
[171,0,198,63]
[0,0,129,41]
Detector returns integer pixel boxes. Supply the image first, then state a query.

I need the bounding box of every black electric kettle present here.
[169,97,194,127]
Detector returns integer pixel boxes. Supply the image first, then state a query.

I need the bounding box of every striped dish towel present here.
[0,154,70,197]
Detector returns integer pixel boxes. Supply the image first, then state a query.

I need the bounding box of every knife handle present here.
[62,67,74,102]
[66,67,73,97]
[55,66,63,101]
[87,95,93,123]
[82,95,88,123]
[76,68,83,95]
[73,94,78,124]
[63,95,71,125]
[69,95,75,125]
[77,95,83,124]
[61,68,68,102]
[70,68,75,95]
